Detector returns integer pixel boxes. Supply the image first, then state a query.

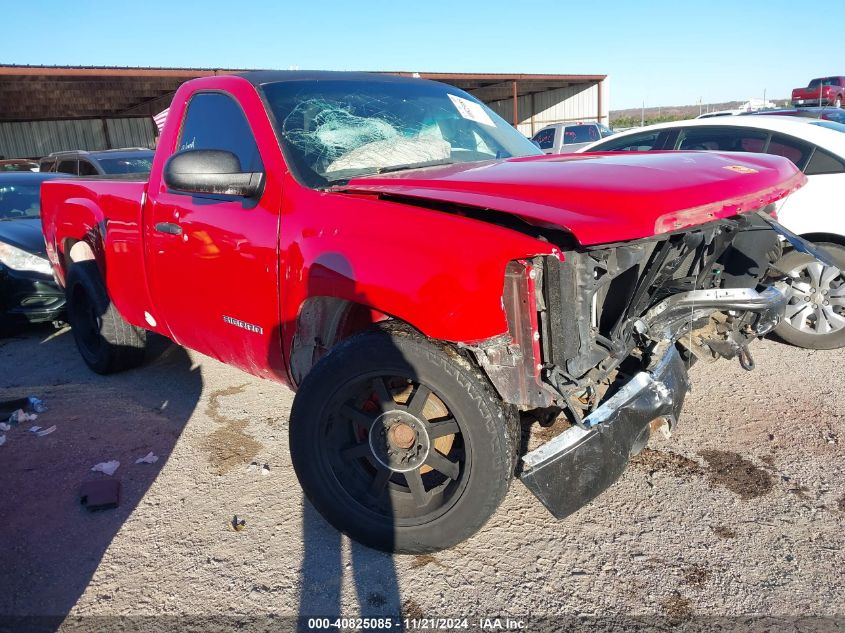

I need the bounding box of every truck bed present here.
[41,177,152,329]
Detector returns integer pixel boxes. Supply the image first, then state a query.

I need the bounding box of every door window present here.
[563,125,599,144]
[676,127,768,152]
[56,159,78,175]
[804,148,845,175]
[177,92,263,172]
[531,128,556,150]
[78,160,99,176]
[766,134,813,170]
[592,130,662,151]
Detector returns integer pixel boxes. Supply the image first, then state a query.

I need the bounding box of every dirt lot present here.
[0,326,843,630]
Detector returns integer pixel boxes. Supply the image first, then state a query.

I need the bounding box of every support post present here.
[597,80,603,123]
[101,118,112,150]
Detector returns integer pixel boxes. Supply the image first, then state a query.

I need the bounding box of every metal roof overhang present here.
[0,65,606,122]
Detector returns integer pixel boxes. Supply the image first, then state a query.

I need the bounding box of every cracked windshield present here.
[261,78,541,187]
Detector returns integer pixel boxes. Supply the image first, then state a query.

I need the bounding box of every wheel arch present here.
[287,295,393,387]
[51,196,107,285]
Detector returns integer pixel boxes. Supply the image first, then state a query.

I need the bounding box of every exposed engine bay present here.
[467,208,798,518]
[471,208,789,422]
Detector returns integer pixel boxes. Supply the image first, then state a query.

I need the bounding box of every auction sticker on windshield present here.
[448,94,495,127]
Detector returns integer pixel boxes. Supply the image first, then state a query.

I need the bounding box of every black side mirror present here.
[163,149,264,197]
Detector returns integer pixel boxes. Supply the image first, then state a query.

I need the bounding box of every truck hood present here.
[336,152,805,245]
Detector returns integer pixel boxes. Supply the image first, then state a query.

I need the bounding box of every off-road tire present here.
[289,324,519,554]
[66,261,147,374]
[774,242,845,350]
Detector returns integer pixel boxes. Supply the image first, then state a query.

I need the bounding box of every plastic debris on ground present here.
[91,460,120,476]
[36,425,56,437]
[0,422,10,432]
[246,461,271,475]
[0,435,5,447]
[7,409,37,425]
[135,451,159,464]
[28,396,47,413]
[29,426,41,433]
[231,515,246,531]
[79,479,121,511]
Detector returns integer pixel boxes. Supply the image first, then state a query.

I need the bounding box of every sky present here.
[2,0,843,111]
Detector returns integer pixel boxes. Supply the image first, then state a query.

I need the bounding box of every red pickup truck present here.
[792,76,845,108]
[41,71,809,553]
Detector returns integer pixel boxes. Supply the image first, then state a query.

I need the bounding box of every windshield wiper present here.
[323,158,456,186]
[374,158,456,174]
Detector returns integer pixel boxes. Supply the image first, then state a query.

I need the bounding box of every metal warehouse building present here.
[0,65,608,159]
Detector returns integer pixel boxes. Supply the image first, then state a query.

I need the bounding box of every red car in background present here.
[792,77,845,108]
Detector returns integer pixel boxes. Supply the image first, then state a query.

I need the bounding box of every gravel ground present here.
[0,326,843,631]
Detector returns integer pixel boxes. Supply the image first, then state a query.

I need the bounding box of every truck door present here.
[145,90,283,379]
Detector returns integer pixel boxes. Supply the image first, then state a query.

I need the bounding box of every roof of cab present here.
[237,70,430,87]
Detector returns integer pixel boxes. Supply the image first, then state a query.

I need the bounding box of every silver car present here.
[531,121,615,154]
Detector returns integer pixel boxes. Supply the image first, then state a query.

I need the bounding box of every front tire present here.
[289,325,518,554]
[774,242,845,349]
[66,261,147,373]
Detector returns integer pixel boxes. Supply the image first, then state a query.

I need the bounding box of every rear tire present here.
[289,325,519,554]
[66,261,147,374]
[774,243,845,350]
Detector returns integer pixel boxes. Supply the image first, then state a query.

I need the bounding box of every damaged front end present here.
[469,210,790,518]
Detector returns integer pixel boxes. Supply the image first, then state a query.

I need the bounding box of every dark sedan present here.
[0,172,65,332]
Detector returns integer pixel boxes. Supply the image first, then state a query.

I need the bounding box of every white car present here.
[530,121,615,154]
[580,115,845,349]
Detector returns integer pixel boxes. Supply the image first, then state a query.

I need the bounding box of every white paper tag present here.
[448,94,495,127]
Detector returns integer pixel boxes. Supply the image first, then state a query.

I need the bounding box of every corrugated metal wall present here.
[486,79,610,137]
[0,117,155,159]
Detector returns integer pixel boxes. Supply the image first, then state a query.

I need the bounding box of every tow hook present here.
[738,345,755,371]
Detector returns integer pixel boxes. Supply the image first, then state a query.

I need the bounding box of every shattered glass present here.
[261,79,541,188]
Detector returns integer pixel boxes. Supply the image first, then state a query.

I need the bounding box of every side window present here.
[766,134,813,170]
[804,148,845,175]
[531,128,556,150]
[39,159,56,172]
[78,160,99,176]
[677,127,768,152]
[177,92,263,172]
[57,159,78,175]
[592,130,661,151]
[598,124,614,138]
[563,125,598,144]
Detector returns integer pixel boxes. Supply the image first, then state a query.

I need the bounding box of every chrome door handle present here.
[154,222,182,235]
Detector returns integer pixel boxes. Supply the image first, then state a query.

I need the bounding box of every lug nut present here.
[824,301,830,306]
[804,297,810,302]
